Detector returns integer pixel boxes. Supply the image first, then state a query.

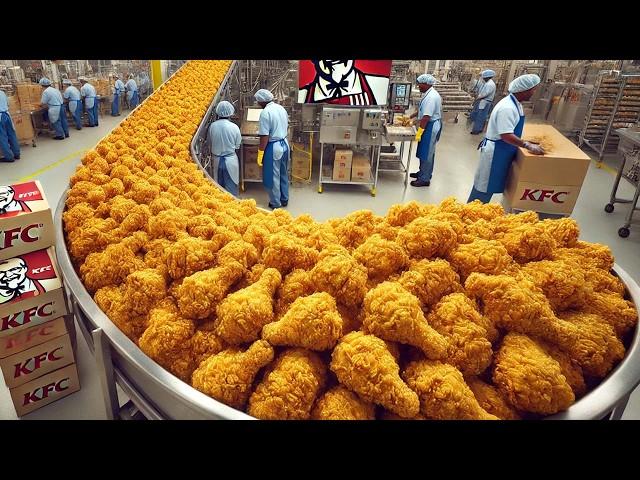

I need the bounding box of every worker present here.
[467,74,545,204]
[0,89,20,162]
[409,74,442,187]
[470,70,497,135]
[255,88,290,209]
[208,100,241,196]
[39,77,69,140]
[125,74,139,109]
[111,74,125,116]
[79,77,99,127]
[62,79,83,130]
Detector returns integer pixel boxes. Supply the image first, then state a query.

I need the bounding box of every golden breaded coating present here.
[247,348,327,420]
[164,235,221,280]
[466,377,521,420]
[261,232,319,274]
[263,292,343,351]
[385,201,434,227]
[80,240,146,293]
[311,386,376,420]
[540,218,579,247]
[190,324,226,367]
[94,286,147,342]
[63,202,96,233]
[553,241,614,271]
[191,340,274,410]
[458,200,505,224]
[397,259,463,308]
[275,268,315,317]
[216,240,259,269]
[402,360,497,420]
[396,217,458,260]
[67,217,118,262]
[490,210,539,237]
[539,341,586,397]
[147,208,190,240]
[584,267,626,295]
[521,259,591,312]
[330,332,420,418]
[583,291,638,337]
[329,210,382,250]
[311,248,368,308]
[353,234,409,281]
[447,239,515,280]
[497,223,555,264]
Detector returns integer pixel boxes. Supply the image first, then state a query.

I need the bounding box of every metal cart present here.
[604,127,640,238]
[380,125,416,187]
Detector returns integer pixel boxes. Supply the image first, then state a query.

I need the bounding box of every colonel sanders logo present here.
[0,186,32,216]
[0,258,47,304]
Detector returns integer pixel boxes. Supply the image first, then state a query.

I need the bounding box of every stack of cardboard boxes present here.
[15,83,42,112]
[0,180,78,416]
[332,149,372,183]
[9,84,36,145]
[243,144,262,181]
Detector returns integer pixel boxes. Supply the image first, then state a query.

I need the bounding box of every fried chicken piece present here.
[457,200,505,224]
[539,341,586,397]
[329,209,382,250]
[236,263,267,289]
[460,219,496,243]
[147,208,190,240]
[582,292,638,337]
[330,332,419,418]
[540,218,579,247]
[372,220,400,241]
[521,259,591,312]
[389,259,458,310]
[191,340,274,410]
[275,268,315,317]
[337,304,362,335]
[385,201,434,227]
[247,348,327,420]
[362,282,448,359]
[396,217,458,260]
[62,202,96,234]
[261,233,319,274]
[263,292,343,351]
[352,234,409,282]
[402,360,497,420]
[311,386,376,420]
[67,217,118,262]
[187,214,242,242]
[176,261,245,319]
[94,286,148,342]
[80,237,146,293]
[447,239,515,280]
[553,241,614,271]
[215,268,281,345]
[427,293,494,375]
[216,240,259,269]
[311,247,368,308]
[242,223,273,256]
[190,324,226,367]
[497,223,555,263]
[490,210,539,238]
[584,267,626,295]
[493,333,575,415]
[163,235,223,280]
[466,377,521,420]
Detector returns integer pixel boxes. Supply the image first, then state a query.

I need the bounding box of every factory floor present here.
[1,111,639,420]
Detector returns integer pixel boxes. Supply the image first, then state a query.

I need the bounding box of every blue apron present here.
[262,138,287,189]
[416,118,442,160]
[476,95,524,194]
[217,153,239,196]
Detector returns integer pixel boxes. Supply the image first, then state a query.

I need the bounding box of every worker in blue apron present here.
[469,69,496,134]
[39,77,69,140]
[208,100,241,196]
[409,74,443,187]
[255,89,290,209]
[467,74,545,204]
[62,79,83,130]
[112,74,125,116]
[79,78,98,127]
[0,89,20,162]
[126,75,139,109]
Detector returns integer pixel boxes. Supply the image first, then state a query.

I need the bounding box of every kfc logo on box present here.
[519,189,570,204]
[0,182,45,218]
[10,363,80,416]
[0,316,68,358]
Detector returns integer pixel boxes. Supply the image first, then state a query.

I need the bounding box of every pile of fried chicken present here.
[63,60,638,420]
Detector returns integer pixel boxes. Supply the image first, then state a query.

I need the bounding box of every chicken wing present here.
[397,258,463,308]
[311,385,376,420]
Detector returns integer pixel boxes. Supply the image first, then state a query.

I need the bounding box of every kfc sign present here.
[22,377,71,406]
[1,301,56,332]
[14,346,64,378]
[0,224,42,251]
[520,189,569,203]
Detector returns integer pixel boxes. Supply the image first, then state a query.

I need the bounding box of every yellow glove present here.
[257,149,264,167]
[415,127,425,142]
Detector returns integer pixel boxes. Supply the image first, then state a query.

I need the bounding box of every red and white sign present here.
[9,363,80,416]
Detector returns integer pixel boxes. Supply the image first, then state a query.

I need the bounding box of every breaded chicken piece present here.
[493,333,575,415]
[247,348,327,420]
[329,209,383,250]
[490,210,539,238]
[164,235,222,280]
[460,219,496,243]
[215,268,281,345]
[396,217,458,260]
[402,360,497,420]
[235,263,267,290]
[582,291,638,337]
[147,208,190,240]
[190,324,226,367]
[447,239,515,280]
[397,259,463,308]
[94,286,148,342]
[337,304,362,335]
[330,332,420,418]
[539,341,586,397]
[263,292,343,351]
[261,232,319,274]
[80,237,146,293]
[216,240,259,269]
[67,217,118,262]
[176,261,245,319]
[311,247,368,308]
[242,223,273,256]
[552,241,614,271]
[275,268,315,317]
[385,201,434,227]
[311,386,376,420]
[427,294,494,375]
[540,218,579,247]
[191,339,274,410]
[466,377,521,420]
[497,223,555,263]
[458,200,505,224]
[62,202,96,233]
[584,267,626,295]
[353,234,409,281]
[187,214,242,242]
[521,259,591,312]
[362,282,448,359]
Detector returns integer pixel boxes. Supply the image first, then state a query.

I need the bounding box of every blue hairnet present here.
[62,79,72,85]
[509,74,541,93]
[39,77,51,86]
[254,89,274,102]
[216,100,235,117]
[417,74,437,85]
[481,69,496,79]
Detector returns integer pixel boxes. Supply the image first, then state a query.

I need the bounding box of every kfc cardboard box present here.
[333,149,353,181]
[503,124,591,215]
[0,180,55,261]
[0,247,68,338]
[351,154,371,183]
[0,315,67,359]
[10,363,80,416]
[1,332,74,388]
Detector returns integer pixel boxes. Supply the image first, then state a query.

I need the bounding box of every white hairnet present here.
[481,69,496,79]
[254,89,274,102]
[417,74,437,85]
[509,73,541,93]
[78,77,87,82]
[62,79,72,85]
[39,77,51,86]
[216,100,235,117]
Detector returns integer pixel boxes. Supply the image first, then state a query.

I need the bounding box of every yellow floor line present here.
[594,159,618,177]
[17,149,88,182]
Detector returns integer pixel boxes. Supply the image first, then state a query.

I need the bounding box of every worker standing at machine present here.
[112,74,125,116]
[255,88,290,209]
[79,78,99,127]
[62,79,83,130]
[39,77,69,140]
[208,100,241,196]
[125,74,139,109]
[467,74,545,204]
[0,89,20,162]
[409,74,442,187]
[469,69,496,135]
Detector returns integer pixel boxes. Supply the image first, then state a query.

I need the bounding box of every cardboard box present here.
[11,112,35,143]
[8,95,21,115]
[351,154,371,183]
[1,333,74,388]
[0,247,68,337]
[0,180,55,260]
[10,363,80,416]
[291,150,310,179]
[503,124,591,215]
[16,83,42,109]
[0,316,67,359]
[333,149,353,181]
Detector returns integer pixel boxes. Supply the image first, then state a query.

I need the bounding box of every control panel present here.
[361,109,383,130]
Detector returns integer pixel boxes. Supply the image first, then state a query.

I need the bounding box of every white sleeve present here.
[495,107,520,135]
[423,95,436,117]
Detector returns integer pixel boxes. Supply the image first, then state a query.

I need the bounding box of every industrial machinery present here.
[388,82,412,120]
[535,81,594,137]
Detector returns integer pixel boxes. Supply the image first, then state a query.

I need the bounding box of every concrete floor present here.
[1,112,639,420]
